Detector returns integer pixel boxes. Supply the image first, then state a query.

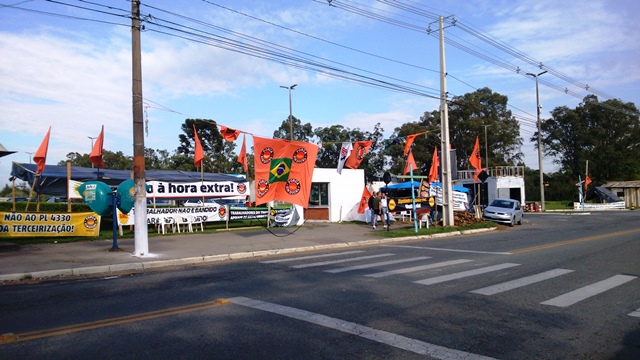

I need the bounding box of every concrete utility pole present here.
[439,16,454,226]
[132,0,148,256]
[526,70,547,212]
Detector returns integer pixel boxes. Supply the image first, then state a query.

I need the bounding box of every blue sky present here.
[1,0,639,188]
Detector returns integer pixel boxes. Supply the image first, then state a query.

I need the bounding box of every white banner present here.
[69,180,249,200]
[117,205,228,226]
[429,186,469,211]
[573,202,626,210]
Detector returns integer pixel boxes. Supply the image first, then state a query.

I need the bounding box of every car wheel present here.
[509,216,515,227]
[517,216,523,225]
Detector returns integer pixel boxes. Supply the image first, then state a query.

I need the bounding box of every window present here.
[309,183,329,207]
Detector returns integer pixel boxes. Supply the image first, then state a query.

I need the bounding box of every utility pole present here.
[438,16,454,226]
[526,70,547,212]
[132,0,148,256]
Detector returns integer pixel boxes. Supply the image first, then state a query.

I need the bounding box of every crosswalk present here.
[260,250,638,316]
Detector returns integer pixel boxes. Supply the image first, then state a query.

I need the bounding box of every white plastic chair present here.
[400,211,412,222]
[156,217,169,234]
[190,214,204,232]
[173,215,192,233]
[419,213,430,229]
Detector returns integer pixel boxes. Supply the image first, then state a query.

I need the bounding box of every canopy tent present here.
[574,186,623,203]
[10,162,246,197]
[381,181,469,193]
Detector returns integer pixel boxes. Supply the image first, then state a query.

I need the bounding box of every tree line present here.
[53,87,639,202]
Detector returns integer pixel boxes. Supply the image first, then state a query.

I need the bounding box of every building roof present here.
[602,180,640,188]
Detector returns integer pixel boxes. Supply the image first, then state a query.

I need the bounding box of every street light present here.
[88,136,97,168]
[280,84,297,141]
[526,70,547,211]
[26,151,34,164]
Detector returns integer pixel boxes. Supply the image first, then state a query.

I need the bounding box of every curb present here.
[0,227,496,283]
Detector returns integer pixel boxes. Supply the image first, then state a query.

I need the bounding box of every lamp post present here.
[280,84,297,141]
[26,152,34,164]
[526,70,547,211]
[88,136,96,168]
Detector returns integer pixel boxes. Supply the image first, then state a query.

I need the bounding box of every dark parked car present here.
[483,198,523,227]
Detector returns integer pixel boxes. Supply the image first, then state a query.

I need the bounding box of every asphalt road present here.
[1,211,639,359]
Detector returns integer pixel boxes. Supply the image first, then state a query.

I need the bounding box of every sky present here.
[1,0,639,188]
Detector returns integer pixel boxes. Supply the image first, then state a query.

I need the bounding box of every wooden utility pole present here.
[132,0,148,256]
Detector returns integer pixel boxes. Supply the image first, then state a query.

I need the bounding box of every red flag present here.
[33,127,51,175]
[253,136,319,208]
[403,150,417,175]
[469,136,481,171]
[89,125,105,168]
[584,175,592,190]
[428,146,439,183]
[193,125,204,168]
[238,134,248,173]
[403,132,426,155]
[469,136,482,182]
[345,140,372,169]
[219,125,241,142]
[358,186,372,214]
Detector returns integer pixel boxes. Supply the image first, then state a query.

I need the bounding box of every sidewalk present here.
[0,222,476,283]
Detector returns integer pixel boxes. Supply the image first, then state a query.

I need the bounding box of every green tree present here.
[388,88,523,175]
[177,119,242,174]
[538,95,640,183]
[57,150,132,170]
[313,125,365,168]
[273,116,314,141]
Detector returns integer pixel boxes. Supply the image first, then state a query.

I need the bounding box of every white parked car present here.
[483,198,523,227]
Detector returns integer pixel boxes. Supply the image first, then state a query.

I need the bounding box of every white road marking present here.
[629,308,640,317]
[541,275,637,307]
[366,259,474,278]
[471,269,574,296]
[260,250,365,264]
[290,254,395,269]
[324,256,431,273]
[383,245,512,255]
[414,263,521,285]
[228,296,496,360]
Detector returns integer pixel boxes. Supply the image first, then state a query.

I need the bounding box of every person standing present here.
[367,193,375,227]
[380,192,391,229]
[371,191,381,229]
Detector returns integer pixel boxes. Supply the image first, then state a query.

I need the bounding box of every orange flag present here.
[89,125,105,168]
[403,132,426,155]
[33,127,51,175]
[584,175,592,190]
[358,186,372,214]
[253,136,319,208]
[469,136,482,182]
[345,140,372,169]
[219,125,241,142]
[193,125,204,168]
[238,133,248,173]
[428,146,439,183]
[403,150,417,175]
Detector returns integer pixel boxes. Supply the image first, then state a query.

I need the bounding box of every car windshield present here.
[490,200,514,209]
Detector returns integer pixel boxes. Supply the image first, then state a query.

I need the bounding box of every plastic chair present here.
[419,213,430,229]
[156,217,169,234]
[173,215,192,233]
[400,211,412,222]
[190,214,204,232]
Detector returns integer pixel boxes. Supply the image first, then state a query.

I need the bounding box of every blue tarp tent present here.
[381,181,469,193]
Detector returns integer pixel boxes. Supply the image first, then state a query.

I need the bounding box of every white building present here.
[456,166,526,206]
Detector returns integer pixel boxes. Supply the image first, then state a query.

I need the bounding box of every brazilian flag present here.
[269,158,292,183]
